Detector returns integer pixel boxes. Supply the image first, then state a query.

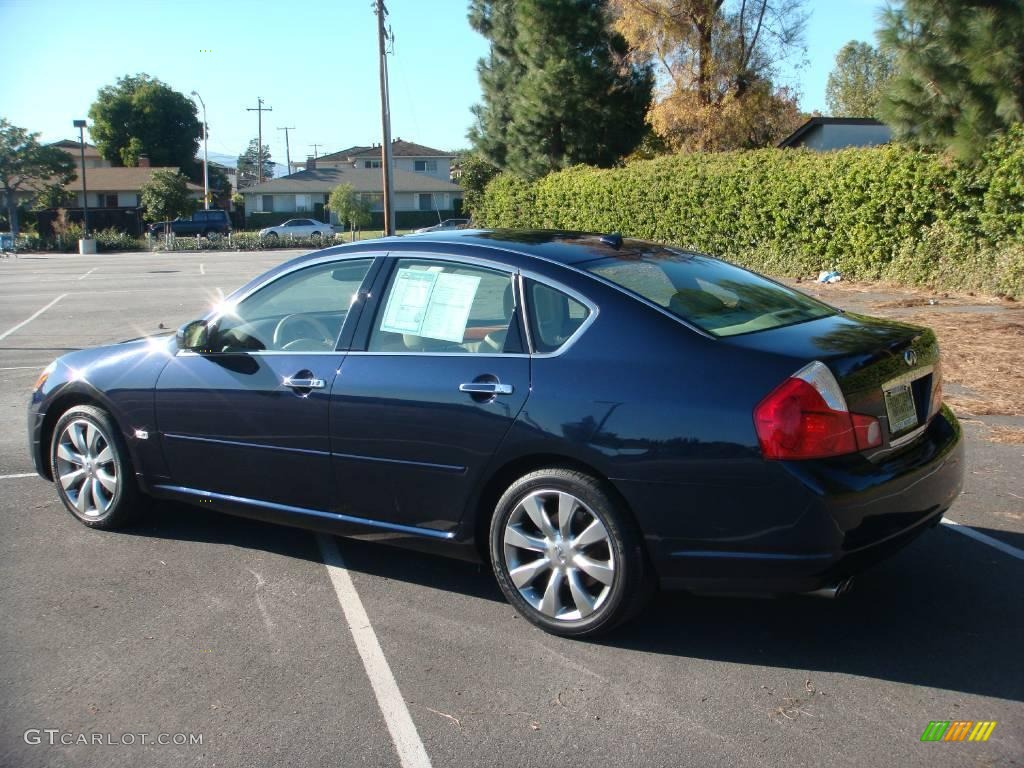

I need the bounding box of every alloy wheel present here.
[55,419,119,517]
[502,489,615,621]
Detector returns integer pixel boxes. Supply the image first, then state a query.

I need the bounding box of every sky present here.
[0,0,887,166]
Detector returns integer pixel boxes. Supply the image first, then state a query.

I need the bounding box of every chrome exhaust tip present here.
[805,577,853,599]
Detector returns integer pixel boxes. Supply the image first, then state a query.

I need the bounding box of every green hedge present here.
[475,126,1024,298]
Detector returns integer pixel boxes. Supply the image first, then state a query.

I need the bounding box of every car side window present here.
[368,259,521,354]
[525,280,591,354]
[211,259,372,353]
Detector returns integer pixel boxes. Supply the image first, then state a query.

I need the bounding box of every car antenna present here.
[599,232,623,248]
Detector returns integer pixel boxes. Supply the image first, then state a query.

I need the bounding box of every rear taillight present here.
[754,361,881,460]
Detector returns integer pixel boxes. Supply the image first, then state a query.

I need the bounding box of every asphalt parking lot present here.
[1,249,1021,768]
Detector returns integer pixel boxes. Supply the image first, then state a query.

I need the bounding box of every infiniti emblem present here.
[904,349,918,366]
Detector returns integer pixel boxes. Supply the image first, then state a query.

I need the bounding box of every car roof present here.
[318,229,662,267]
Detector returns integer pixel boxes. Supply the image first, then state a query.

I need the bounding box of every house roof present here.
[776,117,887,148]
[315,139,453,163]
[354,139,453,158]
[241,166,462,195]
[62,167,203,193]
[50,140,103,158]
[315,145,374,163]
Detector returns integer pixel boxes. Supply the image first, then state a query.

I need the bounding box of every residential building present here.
[295,139,456,182]
[61,164,203,210]
[777,118,892,150]
[241,163,462,223]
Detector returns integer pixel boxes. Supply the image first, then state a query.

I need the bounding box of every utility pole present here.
[375,0,396,236]
[246,97,272,183]
[308,143,323,160]
[191,91,209,208]
[278,126,295,175]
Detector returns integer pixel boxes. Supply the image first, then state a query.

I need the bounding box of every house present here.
[776,118,892,150]
[296,139,456,182]
[31,142,203,236]
[241,163,463,224]
[61,162,203,210]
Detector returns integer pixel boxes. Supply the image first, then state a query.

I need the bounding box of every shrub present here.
[476,128,1024,297]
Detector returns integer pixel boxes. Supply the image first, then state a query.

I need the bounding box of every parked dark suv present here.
[149,209,231,238]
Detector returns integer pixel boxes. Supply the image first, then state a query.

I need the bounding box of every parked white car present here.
[259,219,334,241]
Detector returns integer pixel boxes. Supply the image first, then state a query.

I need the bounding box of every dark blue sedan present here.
[28,231,964,637]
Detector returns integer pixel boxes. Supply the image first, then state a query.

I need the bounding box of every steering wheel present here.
[272,313,335,350]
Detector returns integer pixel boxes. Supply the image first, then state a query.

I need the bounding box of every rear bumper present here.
[630,406,964,594]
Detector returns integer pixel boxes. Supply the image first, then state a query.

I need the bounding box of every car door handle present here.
[284,376,326,389]
[459,381,514,395]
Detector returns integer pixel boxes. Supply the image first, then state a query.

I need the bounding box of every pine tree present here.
[879,0,1024,158]
[469,0,653,179]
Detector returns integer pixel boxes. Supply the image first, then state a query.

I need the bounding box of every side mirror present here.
[176,319,210,351]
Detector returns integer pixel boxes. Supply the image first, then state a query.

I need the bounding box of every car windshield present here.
[581,245,834,337]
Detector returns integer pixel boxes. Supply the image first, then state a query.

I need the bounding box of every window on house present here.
[363,160,382,169]
[102,194,118,208]
[360,193,384,211]
[414,160,437,173]
[295,194,311,212]
[262,195,274,213]
[418,193,434,211]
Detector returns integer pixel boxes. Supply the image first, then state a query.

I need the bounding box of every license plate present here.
[884,383,918,434]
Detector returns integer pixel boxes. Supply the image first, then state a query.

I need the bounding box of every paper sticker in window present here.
[379,268,482,343]
[379,269,438,334]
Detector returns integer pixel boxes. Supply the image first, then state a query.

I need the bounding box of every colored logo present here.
[920,721,997,742]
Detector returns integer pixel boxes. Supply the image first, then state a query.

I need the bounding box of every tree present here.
[88,74,202,176]
[328,184,371,240]
[236,139,274,188]
[826,41,896,118]
[140,169,196,223]
[0,118,76,236]
[457,151,500,217]
[879,0,1024,158]
[610,0,808,152]
[469,0,654,179]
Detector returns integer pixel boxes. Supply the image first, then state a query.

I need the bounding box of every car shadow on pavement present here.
[130,502,1021,701]
[603,526,1024,702]
[126,499,506,605]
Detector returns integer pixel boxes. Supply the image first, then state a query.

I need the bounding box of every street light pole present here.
[72,120,90,238]
[191,91,209,209]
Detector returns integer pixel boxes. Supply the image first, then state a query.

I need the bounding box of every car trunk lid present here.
[725,312,941,448]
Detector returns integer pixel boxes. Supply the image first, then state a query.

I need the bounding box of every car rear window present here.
[581,246,834,337]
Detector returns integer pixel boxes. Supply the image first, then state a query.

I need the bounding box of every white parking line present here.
[78,267,98,280]
[0,366,41,370]
[0,294,67,342]
[0,473,37,480]
[200,263,205,275]
[942,519,1024,561]
[317,534,432,768]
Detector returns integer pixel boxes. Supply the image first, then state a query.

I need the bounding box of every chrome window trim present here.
[176,350,345,357]
[191,253,379,356]
[417,238,715,340]
[361,252,599,359]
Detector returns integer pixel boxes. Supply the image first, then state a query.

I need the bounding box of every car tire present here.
[489,468,652,638]
[265,232,279,243]
[311,231,323,241]
[205,229,221,242]
[49,405,143,530]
